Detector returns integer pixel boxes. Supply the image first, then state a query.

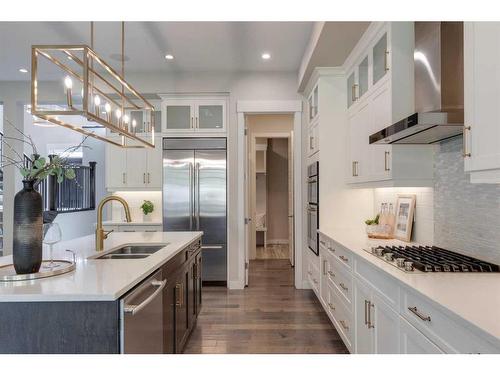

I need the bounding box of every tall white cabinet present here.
[464,22,500,183]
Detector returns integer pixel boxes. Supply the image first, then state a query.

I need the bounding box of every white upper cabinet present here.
[161,95,227,134]
[308,83,319,124]
[105,135,162,191]
[464,22,500,183]
[344,22,434,187]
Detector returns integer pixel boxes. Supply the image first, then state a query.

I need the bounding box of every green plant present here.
[1,118,86,186]
[140,200,154,215]
[365,214,380,226]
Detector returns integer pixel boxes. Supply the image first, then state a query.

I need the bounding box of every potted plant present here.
[1,118,83,274]
[364,214,380,237]
[140,200,154,222]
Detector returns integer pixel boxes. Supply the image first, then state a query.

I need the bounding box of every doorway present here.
[244,114,294,286]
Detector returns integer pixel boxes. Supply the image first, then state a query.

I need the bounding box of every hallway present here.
[183,259,349,354]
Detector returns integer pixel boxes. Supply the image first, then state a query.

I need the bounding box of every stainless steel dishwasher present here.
[120,269,166,353]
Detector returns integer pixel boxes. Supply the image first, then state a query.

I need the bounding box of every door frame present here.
[236,100,303,289]
[248,131,293,270]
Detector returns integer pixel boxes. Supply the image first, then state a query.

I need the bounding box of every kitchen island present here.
[0,231,203,354]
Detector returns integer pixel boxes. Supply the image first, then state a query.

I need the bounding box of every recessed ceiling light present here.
[261,53,271,60]
[19,68,28,73]
[165,54,174,60]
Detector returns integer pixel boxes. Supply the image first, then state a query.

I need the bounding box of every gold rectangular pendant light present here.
[30,44,155,148]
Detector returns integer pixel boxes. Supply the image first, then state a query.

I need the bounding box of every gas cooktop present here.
[365,245,500,273]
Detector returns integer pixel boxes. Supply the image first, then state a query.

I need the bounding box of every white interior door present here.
[288,134,294,266]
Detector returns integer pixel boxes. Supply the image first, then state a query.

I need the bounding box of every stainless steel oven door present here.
[307,176,318,204]
[307,204,318,255]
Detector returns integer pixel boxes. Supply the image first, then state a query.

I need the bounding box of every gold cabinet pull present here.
[143,173,146,184]
[175,283,184,307]
[339,255,349,263]
[122,172,126,184]
[339,320,349,331]
[328,302,336,311]
[384,151,390,171]
[328,270,335,278]
[351,84,358,102]
[323,260,328,275]
[339,282,348,292]
[364,300,369,325]
[328,246,335,253]
[463,126,471,157]
[384,50,390,72]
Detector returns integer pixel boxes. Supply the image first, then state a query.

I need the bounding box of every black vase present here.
[13,180,43,274]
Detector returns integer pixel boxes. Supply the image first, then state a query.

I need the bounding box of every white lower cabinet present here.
[354,278,399,353]
[399,317,444,354]
[315,232,500,354]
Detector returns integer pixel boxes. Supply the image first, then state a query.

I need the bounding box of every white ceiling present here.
[0,22,314,80]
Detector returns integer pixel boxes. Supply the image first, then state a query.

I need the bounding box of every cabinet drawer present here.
[329,256,353,308]
[400,288,500,353]
[163,239,201,276]
[307,259,320,296]
[328,282,353,351]
[328,239,353,270]
[355,257,399,310]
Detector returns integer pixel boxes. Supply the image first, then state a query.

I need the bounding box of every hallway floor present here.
[183,259,349,354]
[255,244,289,259]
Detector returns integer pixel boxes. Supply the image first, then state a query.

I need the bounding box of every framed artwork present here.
[394,194,416,242]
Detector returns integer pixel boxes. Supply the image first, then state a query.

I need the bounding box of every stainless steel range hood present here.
[370,22,464,145]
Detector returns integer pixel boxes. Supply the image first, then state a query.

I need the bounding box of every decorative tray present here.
[0,257,76,282]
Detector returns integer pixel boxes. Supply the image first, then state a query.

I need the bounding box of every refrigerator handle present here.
[195,162,200,230]
[189,163,194,230]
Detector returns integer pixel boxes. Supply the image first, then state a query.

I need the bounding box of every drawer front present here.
[400,317,444,354]
[329,239,353,270]
[401,288,500,353]
[329,256,353,308]
[319,233,330,251]
[307,260,320,296]
[355,257,399,310]
[328,282,353,351]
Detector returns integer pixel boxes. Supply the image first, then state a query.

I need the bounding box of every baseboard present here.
[228,279,245,290]
[266,239,289,245]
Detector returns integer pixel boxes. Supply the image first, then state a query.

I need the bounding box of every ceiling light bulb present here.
[64,76,73,89]
[115,109,122,119]
[104,103,111,113]
[261,53,271,60]
[123,114,130,124]
[19,68,28,73]
[165,54,174,60]
[94,95,101,106]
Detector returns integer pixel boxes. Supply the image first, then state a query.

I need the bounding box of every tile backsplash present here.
[434,137,500,264]
[373,187,434,244]
[111,191,163,223]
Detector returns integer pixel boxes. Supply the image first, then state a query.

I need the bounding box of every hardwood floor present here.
[183,259,349,354]
[255,244,289,259]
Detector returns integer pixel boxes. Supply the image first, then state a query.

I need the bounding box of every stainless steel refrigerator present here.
[162,138,227,283]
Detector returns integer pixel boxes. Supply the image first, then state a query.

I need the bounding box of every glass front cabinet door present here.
[373,32,389,85]
[164,102,195,131]
[196,100,226,131]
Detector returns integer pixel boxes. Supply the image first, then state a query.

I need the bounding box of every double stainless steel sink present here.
[95,244,168,260]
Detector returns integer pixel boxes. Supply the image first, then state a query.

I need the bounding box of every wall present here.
[317,74,373,234]
[434,137,500,264]
[373,187,434,244]
[266,138,289,243]
[111,191,163,223]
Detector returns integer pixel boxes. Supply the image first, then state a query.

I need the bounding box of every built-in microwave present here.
[307,161,319,255]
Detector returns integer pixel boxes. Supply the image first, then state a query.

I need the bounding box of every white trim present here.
[236,100,304,290]
[237,100,302,113]
[303,67,345,96]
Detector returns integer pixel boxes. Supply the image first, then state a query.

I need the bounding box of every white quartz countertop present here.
[319,226,500,341]
[0,231,202,302]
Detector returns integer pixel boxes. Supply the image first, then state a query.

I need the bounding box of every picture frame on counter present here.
[394,194,416,242]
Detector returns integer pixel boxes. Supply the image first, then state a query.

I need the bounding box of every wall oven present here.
[307,162,319,255]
